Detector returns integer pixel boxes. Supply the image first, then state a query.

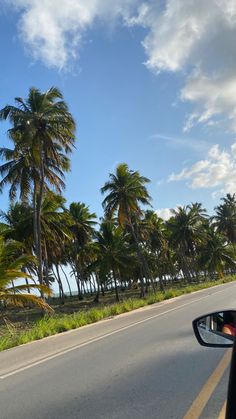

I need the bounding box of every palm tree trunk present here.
[128,221,146,297]
[36,160,44,289]
[70,264,81,297]
[75,263,84,300]
[33,150,45,293]
[54,265,65,304]
[159,275,164,292]
[33,182,39,272]
[89,277,93,295]
[43,240,50,287]
[94,273,100,303]
[60,265,72,297]
[112,266,119,302]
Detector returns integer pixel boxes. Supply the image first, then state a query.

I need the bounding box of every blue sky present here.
[1,0,236,220]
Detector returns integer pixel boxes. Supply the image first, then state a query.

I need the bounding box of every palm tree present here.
[95,220,132,301]
[0,137,39,203]
[68,202,97,299]
[38,192,72,292]
[101,163,151,296]
[0,236,52,311]
[1,194,72,293]
[0,87,76,287]
[143,210,172,290]
[198,228,236,278]
[69,202,97,247]
[214,194,236,244]
[167,203,207,281]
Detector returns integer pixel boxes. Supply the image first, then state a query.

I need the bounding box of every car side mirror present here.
[193,310,236,348]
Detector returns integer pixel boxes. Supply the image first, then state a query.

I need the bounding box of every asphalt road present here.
[1,282,236,419]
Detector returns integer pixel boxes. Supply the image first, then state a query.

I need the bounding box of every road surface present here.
[0,281,236,419]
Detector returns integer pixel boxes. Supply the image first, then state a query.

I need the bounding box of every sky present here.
[0,0,236,220]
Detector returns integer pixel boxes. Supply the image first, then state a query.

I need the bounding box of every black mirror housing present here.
[193,310,236,348]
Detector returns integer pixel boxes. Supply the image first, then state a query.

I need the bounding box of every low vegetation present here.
[0,276,235,351]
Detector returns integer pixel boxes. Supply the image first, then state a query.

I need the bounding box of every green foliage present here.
[0,236,52,311]
[1,276,235,351]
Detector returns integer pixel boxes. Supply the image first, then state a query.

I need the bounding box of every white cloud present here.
[128,0,236,132]
[169,143,236,196]
[155,208,175,221]
[4,0,140,69]
[4,0,236,132]
[181,72,236,132]
[156,206,183,220]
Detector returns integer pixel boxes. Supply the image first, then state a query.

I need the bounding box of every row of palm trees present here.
[0,87,235,309]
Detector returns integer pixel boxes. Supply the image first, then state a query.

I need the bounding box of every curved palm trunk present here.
[22,267,31,294]
[54,264,65,304]
[60,265,72,297]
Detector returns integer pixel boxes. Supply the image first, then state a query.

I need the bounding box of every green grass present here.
[0,275,235,352]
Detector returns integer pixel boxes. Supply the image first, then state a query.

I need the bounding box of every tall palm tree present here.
[38,192,72,290]
[143,210,172,290]
[95,220,132,302]
[198,228,236,277]
[0,87,76,286]
[167,203,207,281]
[101,163,151,296]
[68,202,97,299]
[69,202,97,247]
[214,194,236,244]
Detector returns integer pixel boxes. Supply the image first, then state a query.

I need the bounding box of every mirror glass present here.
[195,310,236,346]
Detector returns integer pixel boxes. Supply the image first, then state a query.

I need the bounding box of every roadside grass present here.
[0,275,235,352]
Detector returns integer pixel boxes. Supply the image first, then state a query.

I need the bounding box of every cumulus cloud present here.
[4,0,236,131]
[181,72,236,132]
[4,0,140,69]
[169,143,236,196]
[127,0,236,132]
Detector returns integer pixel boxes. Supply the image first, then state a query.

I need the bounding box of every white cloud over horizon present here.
[169,142,236,196]
[155,207,175,221]
[4,0,236,132]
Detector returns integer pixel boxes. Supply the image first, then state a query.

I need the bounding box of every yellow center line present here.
[218,401,227,419]
[183,349,231,419]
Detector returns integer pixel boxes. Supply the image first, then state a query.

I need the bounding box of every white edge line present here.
[0,288,227,380]
[2,281,234,353]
